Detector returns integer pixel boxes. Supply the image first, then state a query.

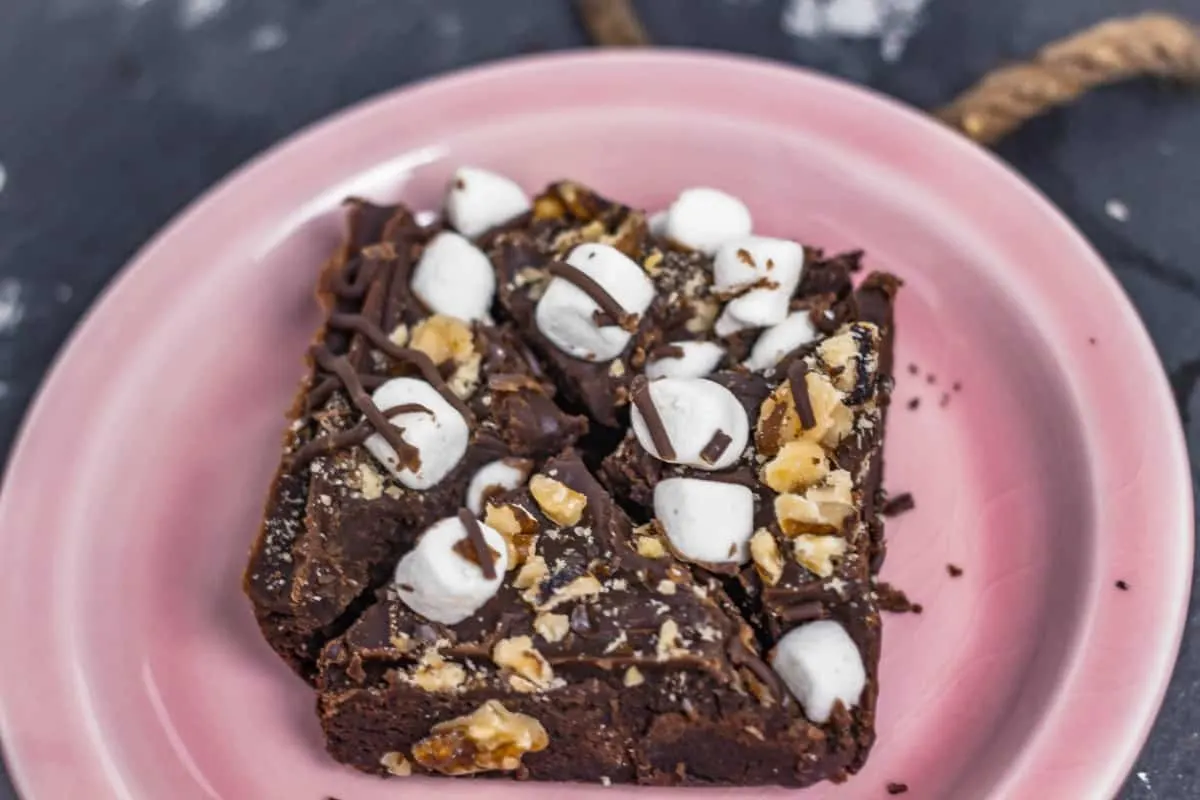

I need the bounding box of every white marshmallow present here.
[770,621,866,724]
[654,478,755,564]
[445,166,531,239]
[645,341,726,380]
[630,378,747,470]
[744,311,820,372]
[364,378,469,490]
[465,459,529,515]
[663,188,753,254]
[534,243,656,362]
[394,514,510,625]
[410,231,496,322]
[648,210,668,237]
[713,236,805,334]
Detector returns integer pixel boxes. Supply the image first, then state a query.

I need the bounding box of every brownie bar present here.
[245,170,901,787]
[244,200,586,680]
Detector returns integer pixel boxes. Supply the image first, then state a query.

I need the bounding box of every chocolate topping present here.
[545,259,636,332]
[699,429,733,465]
[787,360,817,431]
[379,402,435,418]
[648,343,686,361]
[630,376,676,461]
[456,508,498,580]
[289,422,373,469]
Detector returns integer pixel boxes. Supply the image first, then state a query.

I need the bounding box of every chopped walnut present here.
[389,632,412,653]
[761,439,829,493]
[643,250,664,275]
[749,528,784,586]
[358,462,384,500]
[755,370,853,456]
[775,469,856,535]
[656,619,685,660]
[411,700,549,775]
[380,751,413,777]
[514,555,549,591]
[529,474,588,526]
[608,359,626,377]
[534,612,570,643]
[656,579,677,596]
[411,653,467,693]
[624,666,645,687]
[389,323,409,347]
[793,534,848,578]
[410,314,475,366]
[818,324,878,394]
[484,503,540,566]
[636,535,667,559]
[538,574,604,611]
[493,636,554,690]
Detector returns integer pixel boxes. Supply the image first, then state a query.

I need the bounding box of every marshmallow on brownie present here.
[410,231,496,323]
[771,620,867,724]
[645,340,726,380]
[661,187,753,255]
[393,512,510,625]
[364,377,470,490]
[445,166,531,239]
[713,236,805,336]
[534,243,656,362]
[744,310,821,372]
[465,458,533,515]
[629,377,748,471]
[654,477,755,565]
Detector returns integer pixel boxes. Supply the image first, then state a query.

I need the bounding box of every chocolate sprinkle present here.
[379,402,434,418]
[648,343,686,361]
[1116,579,1129,591]
[887,782,909,795]
[457,508,497,580]
[546,260,636,332]
[906,397,920,411]
[882,492,915,517]
[630,376,676,461]
[700,429,733,465]
[787,360,817,431]
[947,564,963,578]
[778,601,824,623]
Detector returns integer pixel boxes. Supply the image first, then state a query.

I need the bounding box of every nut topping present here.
[793,534,848,578]
[493,635,555,691]
[529,474,588,526]
[761,439,829,494]
[380,751,412,777]
[411,700,549,775]
[749,528,784,586]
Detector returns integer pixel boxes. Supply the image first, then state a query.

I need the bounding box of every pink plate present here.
[0,51,1191,799]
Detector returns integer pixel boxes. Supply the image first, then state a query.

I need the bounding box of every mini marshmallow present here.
[743,311,820,372]
[663,188,753,254]
[648,210,668,237]
[770,620,866,724]
[465,459,529,515]
[410,231,496,322]
[364,378,469,490]
[631,378,748,470]
[445,166,531,239]
[394,514,510,625]
[654,477,755,564]
[713,236,805,334]
[534,243,656,362]
[645,341,726,380]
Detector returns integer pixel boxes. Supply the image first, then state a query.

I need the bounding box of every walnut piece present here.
[749,528,784,586]
[410,314,474,365]
[484,503,539,566]
[493,636,555,691]
[529,474,588,526]
[793,534,848,578]
[538,574,604,611]
[634,527,667,558]
[655,619,685,660]
[761,439,829,493]
[534,612,570,643]
[389,323,409,347]
[411,653,467,693]
[411,700,549,775]
[775,470,856,535]
[380,751,412,777]
[755,369,853,456]
[357,462,384,500]
[514,555,549,591]
[624,666,645,687]
[818,324,878,394]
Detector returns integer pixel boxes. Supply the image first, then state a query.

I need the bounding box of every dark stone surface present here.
[0,0,1195,797]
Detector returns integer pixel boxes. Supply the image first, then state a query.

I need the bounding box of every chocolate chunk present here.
[882,492,915,517]
[787,360,817,430]
[630,376,676,460]
[546,259,635,331]
[699,429,733,465]
[455,508,498,580]
[946,564,963,578]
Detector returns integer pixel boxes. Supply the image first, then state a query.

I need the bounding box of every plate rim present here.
[0,49,1191,799]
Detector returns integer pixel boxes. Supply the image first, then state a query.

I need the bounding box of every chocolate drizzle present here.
[787,360,817,431]
[726,631,784,700]
[327,312,473,422]
[630,376,676,461]
[648,343,686,361]
[379,402,434,418]
[777,601,824,624]
[700,429,733,465]
[312,345,421,471]
[330,256,381,300]
[288,422,373,468]
[546,260,636,331]
[456,508,498,580]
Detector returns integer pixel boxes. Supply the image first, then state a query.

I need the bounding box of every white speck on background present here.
[1106,199,1130,222]
[249,23,287,52]
[782,0,928,62]
[1136,771,1158,798]
[179,0,226,29]
[0,280,24,333]
[55,284,74,303]
[0,163,6,195]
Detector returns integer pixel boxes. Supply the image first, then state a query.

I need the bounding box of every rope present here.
[575,4,1200,147]
[937,13,1200,145]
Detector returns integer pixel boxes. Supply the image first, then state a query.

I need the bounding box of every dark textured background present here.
[0,0,1196,797]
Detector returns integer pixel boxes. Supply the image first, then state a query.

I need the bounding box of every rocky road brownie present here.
[244,168,900,787]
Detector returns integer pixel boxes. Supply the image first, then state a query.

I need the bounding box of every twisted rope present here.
[575,4,1200,146]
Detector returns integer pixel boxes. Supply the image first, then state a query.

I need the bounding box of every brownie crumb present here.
[877,582,921,614]
[907,363,919,375]
[882,492,915,517]
[1088,336,1097,345]
[906,397,920,411]
[952,381,962,392]
[947,563,963,577]
[887,783,909,795]
[925,373,936,384]
[1116,580,1130,591]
